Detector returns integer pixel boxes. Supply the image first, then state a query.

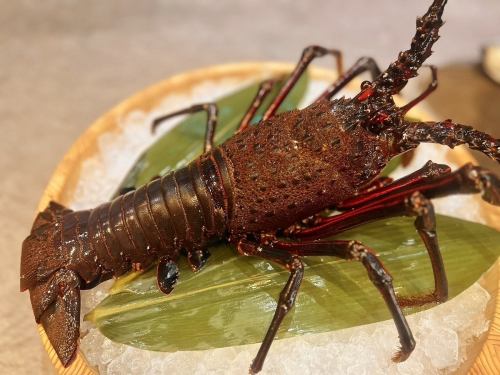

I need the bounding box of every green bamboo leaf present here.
[380,155,401,176]
[86,215,500,352]
[116,74,309,194]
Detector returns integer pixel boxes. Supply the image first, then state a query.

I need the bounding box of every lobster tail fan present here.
[21,227,56,292]
[31,201,72,233]
[27,268,82,367]
[39,274,81,367]
[21,200,82,367]
[20,201,72,292]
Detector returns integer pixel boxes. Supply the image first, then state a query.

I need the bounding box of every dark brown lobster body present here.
[22,99,393,290]
[223,99,395,235]
[79,149,232,278]
[21,0,500,373]
[21,151,230,288]
[20,151,231,364]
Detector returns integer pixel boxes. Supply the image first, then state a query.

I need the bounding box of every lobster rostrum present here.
[21,0,500,373]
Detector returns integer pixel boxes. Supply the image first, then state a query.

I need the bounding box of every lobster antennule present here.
[372,0,448,96]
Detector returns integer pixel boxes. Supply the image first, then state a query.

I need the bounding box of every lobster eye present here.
[364,111,391,135]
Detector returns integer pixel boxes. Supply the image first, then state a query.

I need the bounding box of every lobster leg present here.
[117,103,221,196]
[337,160,451,210]
[357,176,394,195]
[293,163,500,306]
[237,79,277,133]
[118,103,221,196]
[236,239,304,374]
[315,56,382,101]
[262,45,343,121]
[303,190,447,306]
[274,239,415,362]
[152,102,219,153]
[187,248,211,272]
[156,257,179,294]
[284,162,445,236]
[399,65,438,115]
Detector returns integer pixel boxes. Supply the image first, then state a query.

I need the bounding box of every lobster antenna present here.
[373,0,448,96]
[401,120,500,163]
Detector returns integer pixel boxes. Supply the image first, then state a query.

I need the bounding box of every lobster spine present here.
[81,149,232,283]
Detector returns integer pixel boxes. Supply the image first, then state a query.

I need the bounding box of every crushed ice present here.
[80,282,491,374]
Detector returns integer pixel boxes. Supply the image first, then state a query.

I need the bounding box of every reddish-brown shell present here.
[221,99,394,235]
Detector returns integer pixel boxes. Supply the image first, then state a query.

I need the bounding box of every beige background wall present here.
[1,1,499,373]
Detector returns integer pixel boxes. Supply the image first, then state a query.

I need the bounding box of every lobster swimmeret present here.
[21,0,500,373]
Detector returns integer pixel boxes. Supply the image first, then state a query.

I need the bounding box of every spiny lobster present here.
[21,0,499,373]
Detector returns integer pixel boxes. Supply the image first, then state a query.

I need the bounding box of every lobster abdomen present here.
[19,147,234,365]
[73,148,232,283]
